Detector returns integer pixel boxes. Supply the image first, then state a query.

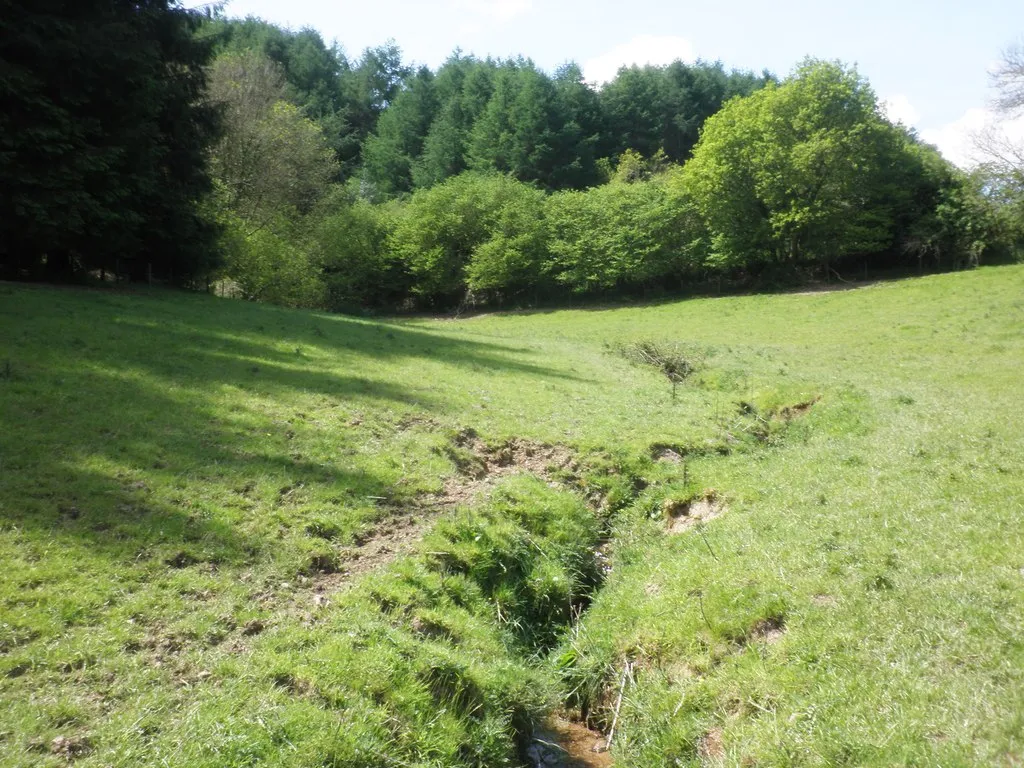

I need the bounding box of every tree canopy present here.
[0,0,220,283]
[685,60,933,271]
[2,9,1018,301]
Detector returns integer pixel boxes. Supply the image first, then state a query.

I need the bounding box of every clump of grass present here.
[421,476,602,653]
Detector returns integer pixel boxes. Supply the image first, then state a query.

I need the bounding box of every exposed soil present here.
[336,508,437,582]
[697,726,725,763]
[653,446,684,464]
[440,429,577,505]
[664,493,724,534]
[49,735,92,760]
[786,279,877,296]
[292,430,578,608]
[292,506,439,615]
[527,717,614,768]
[748,616,786,644]
[778,395,822,421]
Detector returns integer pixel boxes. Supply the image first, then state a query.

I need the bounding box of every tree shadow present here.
[424,268,938,322]
[2,365,402,566]
[0,286,583,581]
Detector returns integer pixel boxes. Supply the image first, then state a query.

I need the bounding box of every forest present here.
[2,2,1023,310]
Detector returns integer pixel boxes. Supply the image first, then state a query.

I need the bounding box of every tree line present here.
[1,4,1021,309]
[1,0,219,283]
[200,13,772,197]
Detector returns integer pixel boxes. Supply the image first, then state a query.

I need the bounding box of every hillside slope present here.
[1,267,1022,766]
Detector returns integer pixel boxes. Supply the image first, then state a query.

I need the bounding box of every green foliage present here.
[463,190,548,300]
[11,3,1008,308]
[0,0,220,283]
[221,214,327,308]
[462,61,604,191]
[204,18,414,179]
[337,41,414,174]
[413,99,472,188]
[205,50,340,307]
[413,56,499,189]
[900,157,1001,269]
[203,21,772,197]
[599,60,771,163]
[389,173,548,304]
[313,192,407,309]
[467,62,556,184]
[976,163,1024,262]
[685,60,901,270]
[361,66,439,198]
[206,15,346,119]
[546,171,702,293]
[207,51,340,228]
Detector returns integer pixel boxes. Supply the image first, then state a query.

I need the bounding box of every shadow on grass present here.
[430,267,950,322]
[1,366,402,565]
[0,285,581,573]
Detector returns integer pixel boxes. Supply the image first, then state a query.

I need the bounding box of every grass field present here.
[1,267,1022,766]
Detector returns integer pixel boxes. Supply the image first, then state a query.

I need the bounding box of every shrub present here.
[314,193,408,310]
[546,173,704,294]
[221,214,326,308]
[388,173,548,306]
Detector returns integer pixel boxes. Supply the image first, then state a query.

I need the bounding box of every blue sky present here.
[191,0,1024,165]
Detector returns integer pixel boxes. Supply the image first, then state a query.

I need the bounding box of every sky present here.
[187,0,1024,167]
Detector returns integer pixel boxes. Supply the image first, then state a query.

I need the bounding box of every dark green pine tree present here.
[411,53,495,189]
[338,41,412,171]
[412,100,469,189]
[0,0,220,283]
[360,66,438,198]
[468,61,569,188]
[599,65,669,160]
[660,60,771,162]
[549,62,604,189]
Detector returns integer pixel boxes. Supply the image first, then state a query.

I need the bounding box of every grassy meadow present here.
[1,267,1022,766]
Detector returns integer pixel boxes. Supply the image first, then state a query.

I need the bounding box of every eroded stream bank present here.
[276,390,819,768]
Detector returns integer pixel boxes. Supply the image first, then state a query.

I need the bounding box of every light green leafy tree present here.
[220,213,327,308]
[313,191,406,309]
[388,173,548,305]
[547,168,704,293]
[685,59,907,274]
[208,51,339,231]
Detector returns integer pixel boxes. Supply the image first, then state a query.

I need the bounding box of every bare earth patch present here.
[786,279,877,296]
[697,726,725,764]
[441,429,577,505]
[291,430,577,609]
[664,493,724,534]
[49,735,92,760]
[748,616,786,644]
[292,507,439,615]
[778,395,822,421]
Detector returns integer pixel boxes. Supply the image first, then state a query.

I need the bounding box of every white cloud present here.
[583,35,696,86]
[921,108,991,167]
[450,0,533,22]
[921,108,1024,168]
[881,94,920,127]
